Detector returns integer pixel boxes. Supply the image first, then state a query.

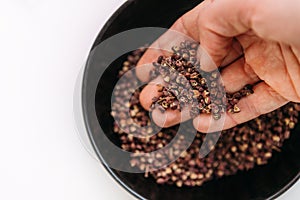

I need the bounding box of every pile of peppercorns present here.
[150,41,253,120]
[110,45,300,187]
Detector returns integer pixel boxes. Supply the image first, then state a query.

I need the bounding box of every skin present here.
[136,0,300,132]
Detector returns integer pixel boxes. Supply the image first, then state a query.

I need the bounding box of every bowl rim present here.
[81,0,300,199]
[82,1,147,199]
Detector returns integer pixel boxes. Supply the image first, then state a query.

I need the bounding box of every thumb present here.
[197,34,233,71]
[196,0,255,71]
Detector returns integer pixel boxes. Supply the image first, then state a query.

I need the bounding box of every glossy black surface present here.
[82,0,300,199]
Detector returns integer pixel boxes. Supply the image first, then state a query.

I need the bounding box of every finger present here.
[221,58,260,93]
[193,82,288,133]
[139,76,166,110]
[241,39,300,102]
[151,106,191,128]
[139,76,192,127]
[197,39,244,72]
[282,44,300,102]
[220,39,243,67]
[139,75,192,127]
[136,1,244,82]
[197,0,256,68]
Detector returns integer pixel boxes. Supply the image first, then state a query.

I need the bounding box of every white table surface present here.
[0,0,298,199]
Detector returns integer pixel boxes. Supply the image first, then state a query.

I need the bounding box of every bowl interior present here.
[82,0,300,199]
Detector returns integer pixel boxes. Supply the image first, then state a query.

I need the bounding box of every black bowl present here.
[82,0,300,199]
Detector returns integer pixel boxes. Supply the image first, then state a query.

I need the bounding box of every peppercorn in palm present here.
[149,41,254,120]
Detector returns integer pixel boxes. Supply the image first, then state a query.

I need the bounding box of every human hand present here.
[136,0,300,132]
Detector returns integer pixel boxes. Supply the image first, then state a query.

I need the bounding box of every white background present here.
[0,0,299,199]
